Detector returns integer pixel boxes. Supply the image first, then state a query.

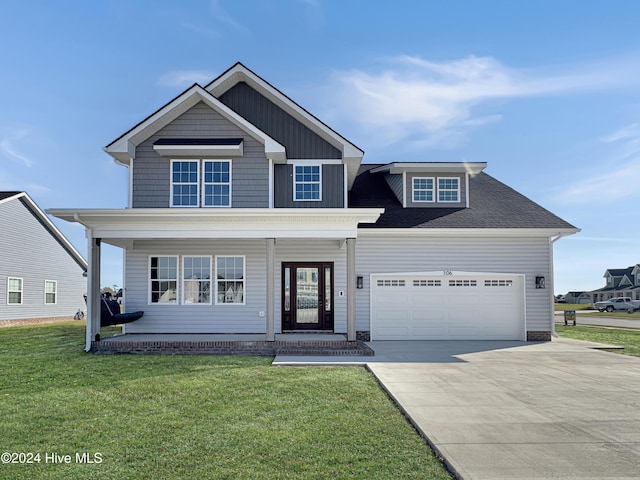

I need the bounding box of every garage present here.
[370,272,525,340]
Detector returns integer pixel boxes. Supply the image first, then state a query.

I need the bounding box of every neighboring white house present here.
[48,63,579,352]
[591,265,640,303]
[0,192,87,322]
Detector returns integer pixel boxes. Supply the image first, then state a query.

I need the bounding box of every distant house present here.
[0,192,87,322]
[563,291,591,304]
[591,265,640,303]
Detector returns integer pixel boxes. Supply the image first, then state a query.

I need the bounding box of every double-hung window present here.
[216,256,245,304]
[7,277,22,305]
[413,177,434,202]
[203,160,231,207]
[44,280,57,305]
[438,177,460,202]
[294,165,321,201]
[183,256,212,304]
[149,256,178,304]
[171,160,199,207]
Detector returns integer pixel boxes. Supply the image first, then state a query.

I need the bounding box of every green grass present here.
[556,325,640,357]
[0,322,451,480]
[554,303,591,311]
[580,311,640,319]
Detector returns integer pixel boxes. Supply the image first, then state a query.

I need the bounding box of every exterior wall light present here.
[356,275,364,289]
[535,276,545,289]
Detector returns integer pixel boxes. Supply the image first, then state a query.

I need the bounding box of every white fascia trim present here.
[358,228,581,238]
[287,159,343,165]
[343,164,348,208]
[402,171,407,208]
[371,271,525,278]
[269,158,274,208]
[371,162,487,175]
[465,172,470,208]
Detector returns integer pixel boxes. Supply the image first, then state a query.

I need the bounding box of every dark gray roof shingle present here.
[0,191,22,201]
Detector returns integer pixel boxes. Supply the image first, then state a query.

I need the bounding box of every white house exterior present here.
[48,63,578,352]
[1,192,87,322]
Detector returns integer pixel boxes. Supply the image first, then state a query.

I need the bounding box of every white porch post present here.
[85,234,101,352]
[266,238,276,341]
[346,237,356,341]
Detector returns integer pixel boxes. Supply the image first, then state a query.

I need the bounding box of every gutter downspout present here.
[549,232,571,338]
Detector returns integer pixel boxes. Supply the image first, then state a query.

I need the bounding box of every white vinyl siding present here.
[7,277,23,305]
[44,280,57,305]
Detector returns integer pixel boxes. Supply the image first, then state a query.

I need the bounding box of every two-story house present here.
[591,265,640,303]
[49,63,579,352]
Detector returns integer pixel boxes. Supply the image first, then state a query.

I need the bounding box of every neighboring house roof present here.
[605,268,633,278]
[350,165,578,230]
[0,192,88,271]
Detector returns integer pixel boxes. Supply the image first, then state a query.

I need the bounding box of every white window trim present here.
[7,277,23,305]
[292,163,323,202]
[437,177,460,203]
[148,255,180,305]
[181,255,213,305]
[170,159,200,208]
[412,176,435,203]
[44,280,57,305]
[202,159,232,208]
[214,255,246,305]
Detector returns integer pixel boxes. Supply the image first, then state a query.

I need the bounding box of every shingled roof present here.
[349,165,577,229]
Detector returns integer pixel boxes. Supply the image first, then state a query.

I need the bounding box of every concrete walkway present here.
[275,340,640,479]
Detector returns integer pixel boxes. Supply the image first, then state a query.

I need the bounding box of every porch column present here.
[346,237,356,341]
[85,234,101,352]
[266,238,276,341]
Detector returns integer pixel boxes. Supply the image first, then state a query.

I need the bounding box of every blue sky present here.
[1,0,639,294]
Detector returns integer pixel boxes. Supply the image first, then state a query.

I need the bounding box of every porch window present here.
[216,256,245,304]
[203,160,231,207]
[44,280,57,304]
[7,277,22,305]
[171,160,199,207]
[413,177,434,202]
[182,256,211,304]
[294,165,321,201]
[149,256,178,303]
[438,177,459,202]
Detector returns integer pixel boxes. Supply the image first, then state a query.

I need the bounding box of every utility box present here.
[564,310,576,326]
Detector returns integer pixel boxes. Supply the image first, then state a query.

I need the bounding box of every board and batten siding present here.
[123,239,348,334]
[383,173,403,204]
[132,102,270,208]
[0,198,86,321]
[354,233,553,333]
[273,164,344,208]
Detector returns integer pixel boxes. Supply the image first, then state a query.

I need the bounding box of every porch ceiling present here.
[47,208,384,245]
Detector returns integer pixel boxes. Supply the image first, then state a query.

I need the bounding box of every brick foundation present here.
[527,331,551,342]
[356,331,370,341]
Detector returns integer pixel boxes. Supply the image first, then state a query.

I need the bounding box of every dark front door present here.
[282,262,334,331]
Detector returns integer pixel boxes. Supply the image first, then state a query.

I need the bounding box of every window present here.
[216,256,245,304]
[203,160,231,207]
[7,277,22,305]
[484,279,513,287]
[182,257,211,304]
[413,177,434,202]
[449,279,477,287]
[438,177,460,202]
[294,165,321,201]
[150,256,178,303]
[171,160,199,207]
[376,279,406,287]
[413,279,441,287]
[45,280,57,304]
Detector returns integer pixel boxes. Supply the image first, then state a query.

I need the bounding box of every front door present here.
[282,262,333,331]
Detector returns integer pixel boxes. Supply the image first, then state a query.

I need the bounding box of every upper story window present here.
[203,160,231,207]
[294,165,321,201]
[438,177,460,202]
[171,160,199,207]
[607,276,613,287]
[7,277,23,305]
[412,177,434,202]
[171,159,232,208]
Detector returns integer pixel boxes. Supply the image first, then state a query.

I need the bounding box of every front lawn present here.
[554,303,591,311]
[556,325,640,357]
[0,322,451,479]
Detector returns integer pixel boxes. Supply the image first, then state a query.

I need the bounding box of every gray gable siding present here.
[132,102,269,208]
[274,164,344,208]
[0,198,86,321]
[218,82,342,160]
[383,173,403,204]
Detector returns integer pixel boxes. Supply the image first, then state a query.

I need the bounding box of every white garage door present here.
[370,272,525,340]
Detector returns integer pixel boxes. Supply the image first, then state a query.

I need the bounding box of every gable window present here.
[150,256,178,304]
[203,160,231,207]
[294,165,321,201]
[44,280,57,305]
[171,160,199,207]
[607,276,613,287]
[438,177,460,202]
[7,277,23,305]
[216,256,245,304]
[183,256,211,304]
[413,177,434,202]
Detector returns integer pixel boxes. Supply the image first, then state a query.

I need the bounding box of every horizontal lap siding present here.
[0,199,86,320]
[132,102,269,208]
[355,234,552,332]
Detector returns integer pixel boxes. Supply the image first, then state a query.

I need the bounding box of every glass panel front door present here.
[282,263,333,331]
[296,267,319,324]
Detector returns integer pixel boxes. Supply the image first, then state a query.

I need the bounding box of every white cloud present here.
[0,129,33,167]
[326,54,636,148]
[208,0,249,34]
[157,70,216,88]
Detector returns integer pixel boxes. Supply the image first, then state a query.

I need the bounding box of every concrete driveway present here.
[275,340,640,479]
